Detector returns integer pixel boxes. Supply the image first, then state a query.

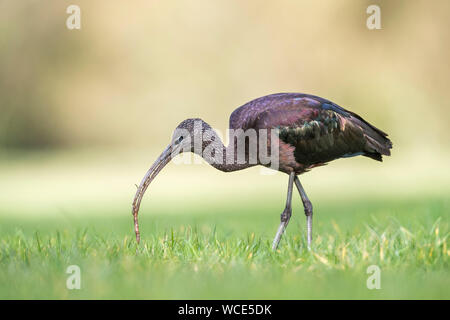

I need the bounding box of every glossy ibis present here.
[132,93,392,250]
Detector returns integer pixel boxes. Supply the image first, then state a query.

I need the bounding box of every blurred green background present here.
[0,1,449,299]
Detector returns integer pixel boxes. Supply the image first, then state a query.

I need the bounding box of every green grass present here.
[0,197,448,299]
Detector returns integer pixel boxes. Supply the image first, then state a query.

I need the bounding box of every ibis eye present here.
[175,136,184,145]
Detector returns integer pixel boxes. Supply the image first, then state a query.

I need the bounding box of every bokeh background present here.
[0,0,449,299]
[1,0,449,215]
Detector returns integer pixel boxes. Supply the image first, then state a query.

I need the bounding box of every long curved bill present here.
[132,145,172,244]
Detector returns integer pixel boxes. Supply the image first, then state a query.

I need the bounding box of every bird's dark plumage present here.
[229,93,392,173]
[132,92,393,248]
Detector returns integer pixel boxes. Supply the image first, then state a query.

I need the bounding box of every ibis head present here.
[131,118,207,243]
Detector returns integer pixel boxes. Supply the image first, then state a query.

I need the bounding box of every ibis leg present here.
[272,172,295,250]
[294,176,313,249]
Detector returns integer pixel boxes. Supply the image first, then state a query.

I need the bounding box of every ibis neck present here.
[194,120,257,172]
